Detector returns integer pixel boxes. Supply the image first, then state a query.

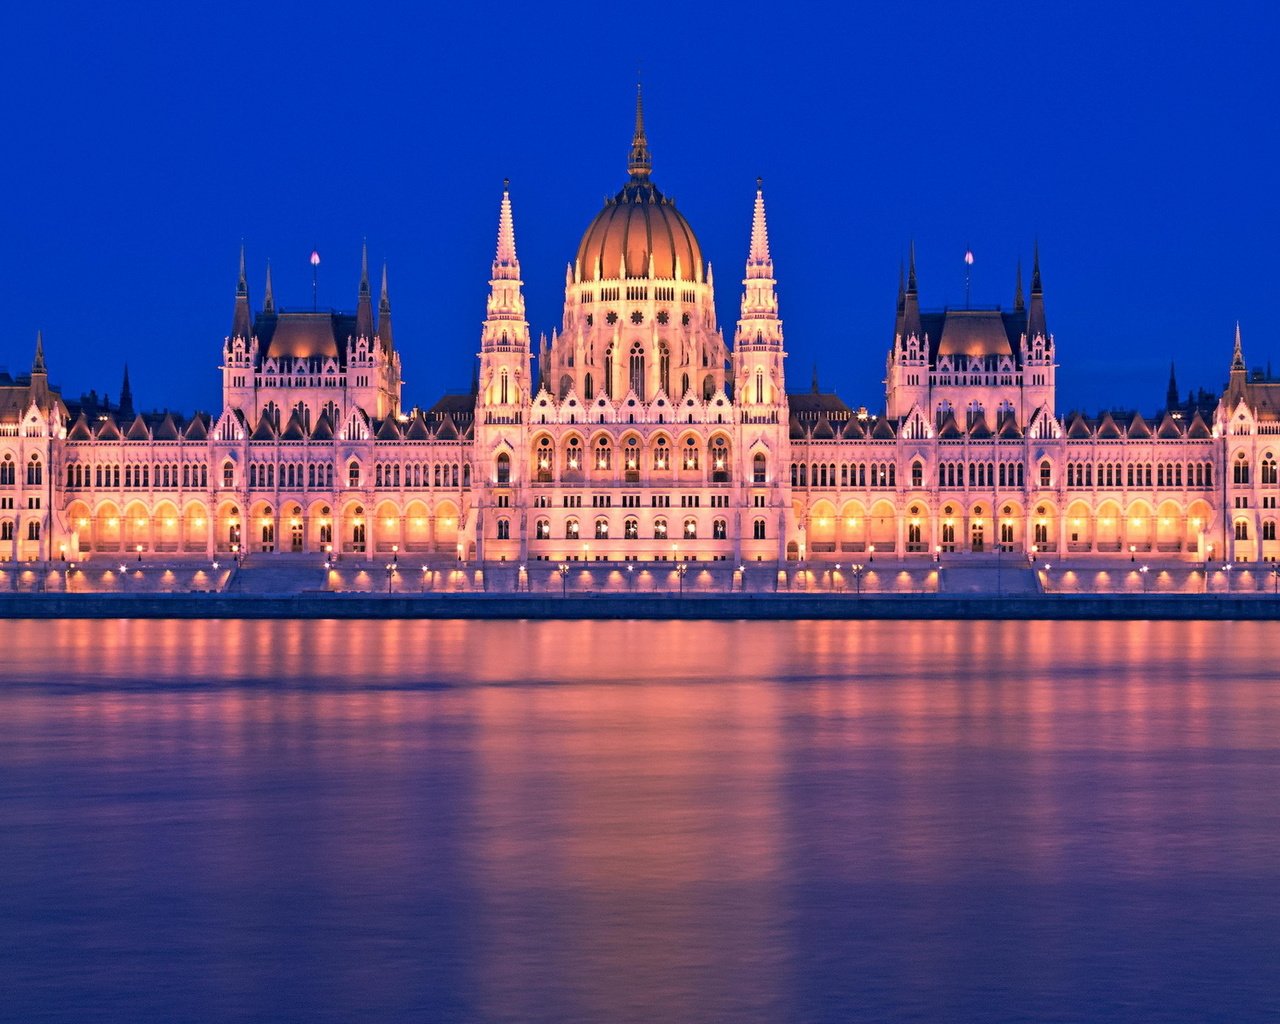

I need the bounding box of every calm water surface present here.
[2,618,1279,1023]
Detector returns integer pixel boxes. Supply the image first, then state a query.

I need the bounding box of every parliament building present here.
[3,94,1278,568]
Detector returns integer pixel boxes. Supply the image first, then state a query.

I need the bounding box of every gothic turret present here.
[356,241,375,340]
[378,263,394,355]
[734,179,787,409]
[263,260,275,316]
[478,181,530,409]
[118,364,134,421]
[231,244,251,339]
[1027,242,1048,343]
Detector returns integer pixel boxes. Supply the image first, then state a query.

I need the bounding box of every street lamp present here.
[851,563,864,595]
[1139,564,1150,593]
[626,562,634,592]
[421,565,429,592]
[869,544,875,563]
[737,563,745,593]
[1030,544,1038,565]
[676,561,688,595]
[1224,563,1233,594]
[136,543,143,563]
[834,563,842,593]
[558,563,569,596]
[934,544,941,564]
[1130,544,1136,563]
[519,564,526,593]
[385,562,395,594]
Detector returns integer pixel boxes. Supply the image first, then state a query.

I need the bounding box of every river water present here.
[2,619,1278,1023]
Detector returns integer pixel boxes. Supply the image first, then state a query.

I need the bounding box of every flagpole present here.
[964,248,974,309]
[311,249,321,311]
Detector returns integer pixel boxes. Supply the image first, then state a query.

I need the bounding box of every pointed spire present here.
[378,262,394,354]
[627,82,652,180]
[748,177,771,264]
[811,363,820,394]
[1232,321,1245,371]
[1015,259,1024,310]
[907,240,918,294]
[1027,242,1048,341]
[495,178,518,268]
[118,364,134,421]
[231,245,252,338]
[1166,361,1179,409]
[356,239,374,338]
[32,330,46,375]
[900,242,921,342]
[263,260,275,315]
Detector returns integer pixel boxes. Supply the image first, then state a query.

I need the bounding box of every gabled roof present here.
[435,415,459,441]
[997,415,1023,439]
[183,414,209,440]
[375,416,403,441]
[126,414,151,440]
[153,412,181,440]
[812,417,836,440]
[96,416,122,439]
[1186,412,1212,438]
[250,412,277,441]
[1156,413,1184,439]
[67,412,93,440]
[280,410,308,441]
[967,413,993,439]
[871,417,896,439]
[311,412,334,440]
[936,411,963,438]
[1127,412,1152,439]
[1096,412,1123,439]
[404,410,431,440]
[840,417,867,439]
[1066,414,1092,439]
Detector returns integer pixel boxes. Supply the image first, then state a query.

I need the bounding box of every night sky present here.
[4,1,1277,418]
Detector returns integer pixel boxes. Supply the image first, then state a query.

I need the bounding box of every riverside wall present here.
[1,592,1279,621]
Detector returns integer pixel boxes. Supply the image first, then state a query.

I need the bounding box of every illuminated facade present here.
[3,94,1279,567]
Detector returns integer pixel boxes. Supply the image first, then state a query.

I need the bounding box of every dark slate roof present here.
[921,307,1027,367]
[256,310,358,363]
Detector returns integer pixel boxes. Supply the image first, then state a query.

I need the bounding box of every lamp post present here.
[737,563,745,593]
[1224,563,1233,594]
[676,561,688,595]
[626,563,634,592]
[232,543,240,568]
[1139,564,1150,593]
[1130,544,1136,563]
[1272,565,1279,595]
[851,563,864,596]
[518,564,526,593]
[385,562,395,594]
[558,562,569,596]
[136,543,143,563]
[869,544,875,564]
[834,563,842,594]
[421,566,429,593]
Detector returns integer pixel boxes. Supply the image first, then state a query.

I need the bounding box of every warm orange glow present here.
[135,518,146,526]
[568,458,579,470]
[165,518,175,527]
[108,518,118,527]
[194,517,205,527]
[78,518,88,527]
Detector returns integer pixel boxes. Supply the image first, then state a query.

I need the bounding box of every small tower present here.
[477,180,531,411]
[886,242,928,420]
[118,364,135,420]
[1021,242,1056,418]
[356,241,375,341]
[733,178,787,410]
[231,243,251,340]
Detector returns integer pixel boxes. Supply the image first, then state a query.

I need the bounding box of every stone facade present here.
[3,97,1279,567]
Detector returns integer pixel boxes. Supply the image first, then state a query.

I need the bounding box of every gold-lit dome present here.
[574,88,703,283]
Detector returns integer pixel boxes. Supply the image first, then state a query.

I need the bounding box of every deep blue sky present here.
[4,1,1278,417]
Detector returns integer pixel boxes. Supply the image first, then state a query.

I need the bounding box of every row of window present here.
[1232,453,1279,485]
[0,521,41,541]
[792,463,897,488]
[0,454,41,487]
[519,516,767,541]
[66,463,210,490]
[1068,462,1215,489]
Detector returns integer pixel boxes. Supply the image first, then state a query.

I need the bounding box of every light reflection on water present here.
[2,619,1279,1023]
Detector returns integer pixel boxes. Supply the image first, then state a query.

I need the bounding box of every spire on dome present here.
[627,82,652,180]
[1232,321,1245,371]
[263,260,275,315]
[32,330,46,375]
[356,239,374,338]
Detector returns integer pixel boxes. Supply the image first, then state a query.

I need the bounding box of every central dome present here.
[575,90,703,283]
